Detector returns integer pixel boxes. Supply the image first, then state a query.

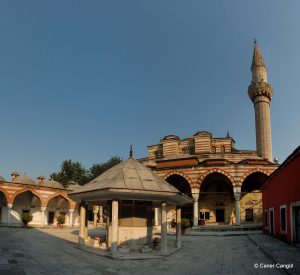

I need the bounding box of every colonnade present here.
[3,205,76,227]
[79,201,182,257]
[153,188,242,227]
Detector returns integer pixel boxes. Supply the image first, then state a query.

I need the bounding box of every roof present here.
[66,181,81,191]
[13,176,37,185]
[0,176,5,182]
[70,157,192,205]
[43,180,65,190]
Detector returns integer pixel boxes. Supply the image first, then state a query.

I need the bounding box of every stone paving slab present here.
[0,227,290,274]
[248,234,300,274]
[186,230,262,236]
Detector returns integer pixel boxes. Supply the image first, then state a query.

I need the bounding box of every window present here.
[221,145,225,154]
[245,209,253,221]
[264,209,268,228]
[200,211,210,220]
[280,205,287,233]
[211,146,216,154]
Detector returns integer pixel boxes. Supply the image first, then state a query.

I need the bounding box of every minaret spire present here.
[248,41,274,162]
[251,39,266,70]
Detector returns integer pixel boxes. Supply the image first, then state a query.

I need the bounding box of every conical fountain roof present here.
[70,157,192,205]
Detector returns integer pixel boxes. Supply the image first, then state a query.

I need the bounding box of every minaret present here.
[248,40,273,162]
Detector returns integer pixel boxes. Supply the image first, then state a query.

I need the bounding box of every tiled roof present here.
[70,157,192,204]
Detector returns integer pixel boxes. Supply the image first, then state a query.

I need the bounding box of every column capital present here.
[7,203,13,209]
[191,188,199,201]
[69,208,75,213]
[234,192,241,201]
[41,206,47,212]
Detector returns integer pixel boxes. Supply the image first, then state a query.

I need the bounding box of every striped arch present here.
[239,168,270,186]
[45,192,75,208]
[163,171,194,188]
[0,186,9,203]
[11,187,43,205]
[197,168,236,188]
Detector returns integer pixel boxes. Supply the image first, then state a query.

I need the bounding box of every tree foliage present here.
[88,156,122,180]
[50,160,88,186]
[50,156,122,187]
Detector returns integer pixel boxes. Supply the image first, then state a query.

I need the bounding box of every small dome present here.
[0,176,5,182]
[66,181,81,191]
[44,180,65,190]
[193,131,212,137]
[162,135,180,141]
[13,176,36,185]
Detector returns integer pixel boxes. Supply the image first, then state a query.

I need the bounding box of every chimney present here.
[37,175,45,185]
[11,171,20,181]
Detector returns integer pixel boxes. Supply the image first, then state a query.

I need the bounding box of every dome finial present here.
[130,145,133,158]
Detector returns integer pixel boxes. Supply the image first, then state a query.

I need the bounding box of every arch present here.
[45,192,73,208]
[198,169,236,188]
[11,188,42,205]
[163,171,194,188]
[165,173,193,197]
[239,168,270,185]
[0,187,9,203]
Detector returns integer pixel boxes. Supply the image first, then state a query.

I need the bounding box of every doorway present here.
[216,209,225,222]
[270,209,274,236]
[246,209,254,222]
[294,206,300,244]
[48,212,55,224]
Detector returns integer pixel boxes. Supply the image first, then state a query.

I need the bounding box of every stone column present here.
[69,208,75,227]
[234,191,241,226]
[106,204,111,247]
[111,200,119,257]
[93,206,99,227]
[84,204,88,240]
[99,206,103,224]
[79,202,86,245]
[175,205,182,248]
[154,207,160,226]
[41,206,47,227]
[7,204,13,226]
[161,201,168,255]
[192,188,200,227]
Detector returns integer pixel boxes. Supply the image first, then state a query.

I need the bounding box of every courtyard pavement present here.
[0,227,299,275]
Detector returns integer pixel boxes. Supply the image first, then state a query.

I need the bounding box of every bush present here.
[56,215,66,225]
[21,213,33,224]
[181,218,190,229]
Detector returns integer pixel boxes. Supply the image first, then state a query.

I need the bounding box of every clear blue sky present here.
[0,1,299,180]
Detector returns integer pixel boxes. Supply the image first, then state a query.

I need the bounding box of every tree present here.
[50,156,122,187]
[50,159,88,187]
[88,156,122,180]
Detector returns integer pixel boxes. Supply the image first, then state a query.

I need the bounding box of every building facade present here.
[141,42,278,227]
[262,146,300,245]
[0,173,79,227]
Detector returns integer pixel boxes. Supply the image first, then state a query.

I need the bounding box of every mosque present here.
[141,40,278,227]
[0,42,278,229]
